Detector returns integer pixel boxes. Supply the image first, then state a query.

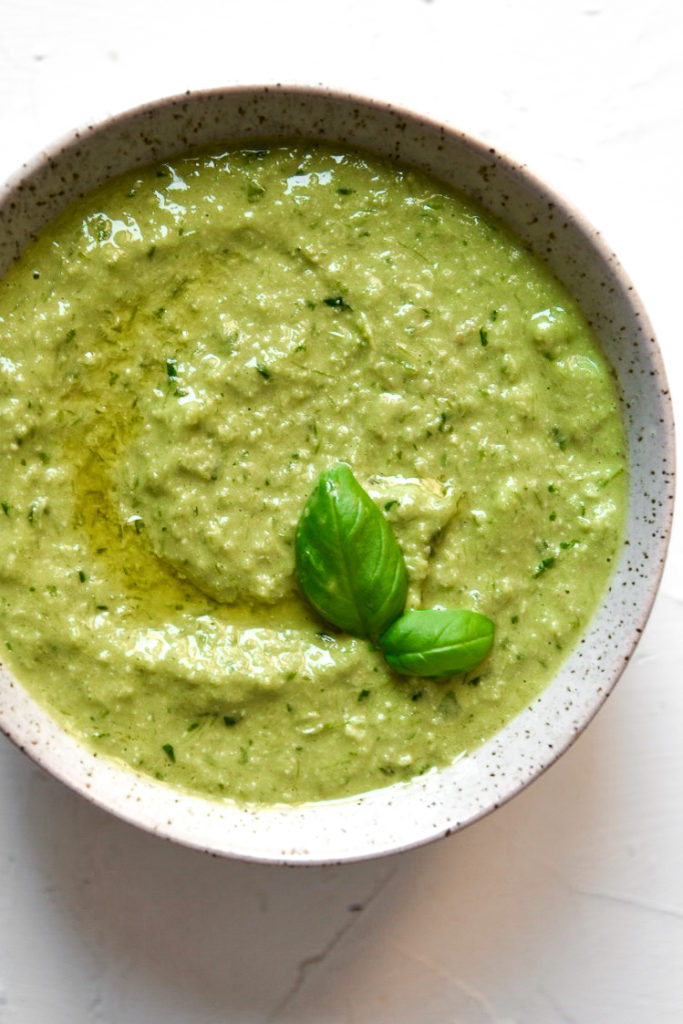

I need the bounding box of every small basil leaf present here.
[295,464,408,637]
[379,608,494,677]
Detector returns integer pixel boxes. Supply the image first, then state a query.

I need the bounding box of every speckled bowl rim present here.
[0,85,675,864]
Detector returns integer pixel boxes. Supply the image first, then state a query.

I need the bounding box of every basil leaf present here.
[295,464,408,637]
[379,608,494,677]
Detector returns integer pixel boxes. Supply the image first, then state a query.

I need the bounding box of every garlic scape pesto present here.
[0,143,626,805]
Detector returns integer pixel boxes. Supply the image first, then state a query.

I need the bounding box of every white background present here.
[1,1,682,1021]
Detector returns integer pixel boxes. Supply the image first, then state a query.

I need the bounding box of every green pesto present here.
[0,144,627,804]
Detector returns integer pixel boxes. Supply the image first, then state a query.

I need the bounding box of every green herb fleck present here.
[534,557,556,578]
[256,364,271,380]
[551,426,567,450]
[247,182,265,202]
[358,688,370,701]
[384,499,399,512]
[397,359,416,373]
[93,218,112,243]
[78,570,87,583]
[154,307,166,321]
[598,467,625,489]
[1,502,9,516]
[224,715,238,727]
[323,296,351,311]
[166,358,177,378]
[162,743,175,763]
[479,328,489,346]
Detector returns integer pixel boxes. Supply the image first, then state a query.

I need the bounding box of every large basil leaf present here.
[295,464,408,638]
[380,608,494,677]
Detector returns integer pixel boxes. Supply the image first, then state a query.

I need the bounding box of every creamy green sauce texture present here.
[0,144,627,804]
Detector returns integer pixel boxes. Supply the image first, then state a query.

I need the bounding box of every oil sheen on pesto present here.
[0,144,627,805]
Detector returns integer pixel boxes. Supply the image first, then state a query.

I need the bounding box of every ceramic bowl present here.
[0,86,675,864]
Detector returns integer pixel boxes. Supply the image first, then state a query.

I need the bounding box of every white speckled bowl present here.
[0,86,675,864]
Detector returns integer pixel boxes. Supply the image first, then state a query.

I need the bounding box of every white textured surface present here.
[0,1,681,1021]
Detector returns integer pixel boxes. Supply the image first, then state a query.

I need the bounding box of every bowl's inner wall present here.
[0,87,674,863]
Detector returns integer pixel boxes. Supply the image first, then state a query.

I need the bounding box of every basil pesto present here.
[0,144,627,804]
